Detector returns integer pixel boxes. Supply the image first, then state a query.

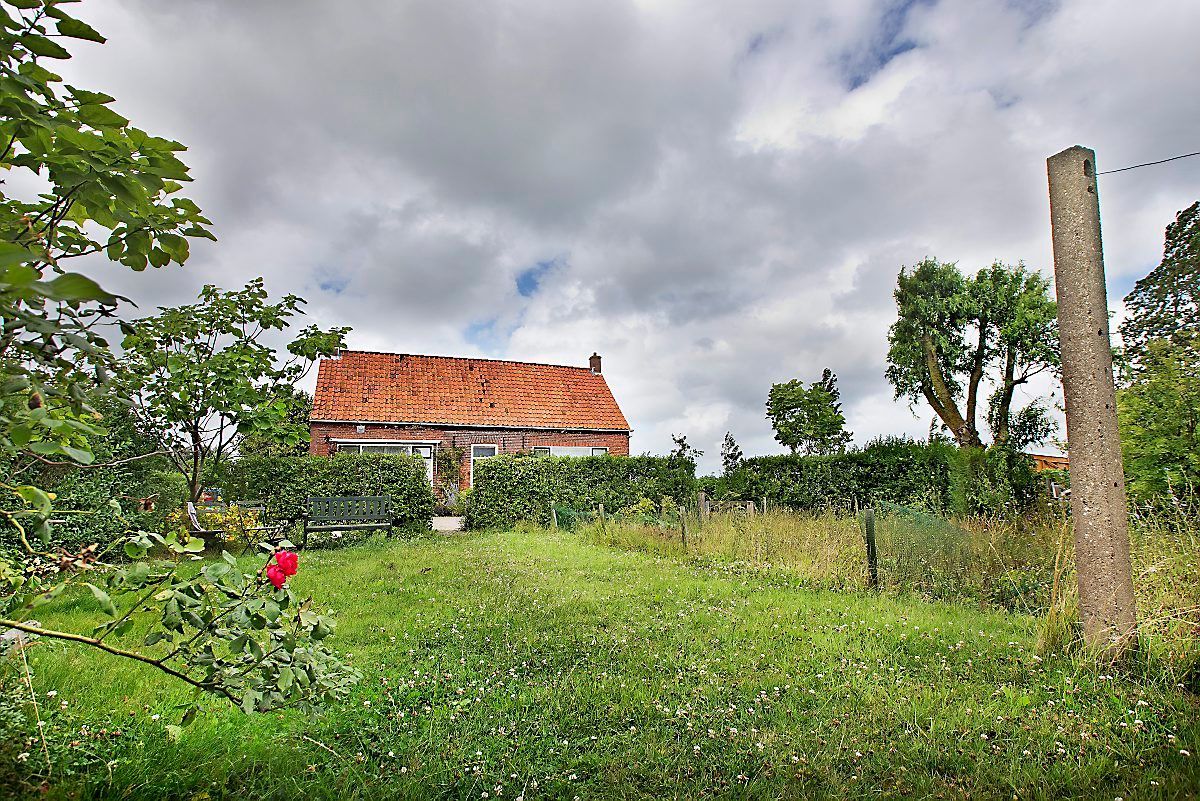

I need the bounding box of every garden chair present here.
[185,502,288,554]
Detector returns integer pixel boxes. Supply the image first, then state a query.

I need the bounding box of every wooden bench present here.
[302,496,394,549]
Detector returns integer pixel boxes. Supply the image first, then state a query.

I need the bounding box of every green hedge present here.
[728,438,956,512]
[225,453,436,531]
[465,455,696,529]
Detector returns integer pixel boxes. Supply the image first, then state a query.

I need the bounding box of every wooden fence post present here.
[863,508,879,590]
[745,501,756,516]
[697,491,708,519]
[550,506,558,529]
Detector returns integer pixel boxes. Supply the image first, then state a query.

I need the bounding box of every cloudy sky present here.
[60,0,1200,473]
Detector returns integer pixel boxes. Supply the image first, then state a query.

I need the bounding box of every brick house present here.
[308,351,631,489]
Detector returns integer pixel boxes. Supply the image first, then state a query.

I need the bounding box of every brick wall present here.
[308,423,630,489]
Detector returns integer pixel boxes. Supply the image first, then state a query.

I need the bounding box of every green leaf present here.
[34,272,120,303]
[21,34,71,59]
[0,242,40,268]
[6,0,43,10]
[85,582,117,617]
[14,485,52,514]
[277,666,294,691]
[59,443,94,464]
[54,15,105,43]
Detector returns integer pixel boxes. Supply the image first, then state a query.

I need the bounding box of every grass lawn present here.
[12,527,1200,800]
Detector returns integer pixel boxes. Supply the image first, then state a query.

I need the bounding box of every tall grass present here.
[581,502,1200,678]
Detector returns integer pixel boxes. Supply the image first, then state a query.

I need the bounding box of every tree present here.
[669,433,703,462]
[119,280,348,501]
[720,431,743,475]
[238,387,313,458]
[0,5,356,719]
[1115,201,1200,504]
[1117,337,1200,502]
[766,369,852,455]
[1119,201,1200,375]
[885,258,1059,448]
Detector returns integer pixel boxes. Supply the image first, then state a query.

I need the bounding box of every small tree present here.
[766,369,852,455]
[720,431,743,475]
[119,280,349,502]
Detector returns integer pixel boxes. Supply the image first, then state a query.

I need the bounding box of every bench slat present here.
[302,495,395,549]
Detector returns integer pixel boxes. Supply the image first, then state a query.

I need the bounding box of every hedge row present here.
[225,453,436,530]
[724,438,957,512]
[465,455,696,529]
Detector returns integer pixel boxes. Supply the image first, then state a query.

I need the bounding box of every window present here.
[338,441,436,484]
[470,445,498,486]
[532,446,609,457]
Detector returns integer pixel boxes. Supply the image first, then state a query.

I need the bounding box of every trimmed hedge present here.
[225,453,436,531]
[728,438,956,512]
[465,455,696,529]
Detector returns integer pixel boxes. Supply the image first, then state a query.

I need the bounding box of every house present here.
[308,350,631,489]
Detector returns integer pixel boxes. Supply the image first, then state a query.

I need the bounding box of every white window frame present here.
[469,444,498,486]
[532,446,551,456]
[332,439,439,484]
[591,447,609,456]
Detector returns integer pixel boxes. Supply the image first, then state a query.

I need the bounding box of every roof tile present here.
[311,351,631,431]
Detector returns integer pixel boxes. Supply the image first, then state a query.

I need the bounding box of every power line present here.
[1098,150,1200,175]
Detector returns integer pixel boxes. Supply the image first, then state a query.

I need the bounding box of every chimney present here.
[589,352,602,374]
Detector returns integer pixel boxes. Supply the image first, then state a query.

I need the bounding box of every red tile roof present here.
[311,351,631,431]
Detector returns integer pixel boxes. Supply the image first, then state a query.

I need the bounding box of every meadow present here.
[3,524,1198,800]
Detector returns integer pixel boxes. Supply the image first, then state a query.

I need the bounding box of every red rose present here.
[275,550,299,576]
[265,563,287,589]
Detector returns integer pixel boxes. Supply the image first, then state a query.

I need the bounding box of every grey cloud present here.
[50,0,1200,474]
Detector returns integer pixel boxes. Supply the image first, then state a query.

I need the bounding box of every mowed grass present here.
[13,526,1200,800]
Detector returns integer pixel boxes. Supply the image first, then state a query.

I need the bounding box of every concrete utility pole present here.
[1046,145,1137,658]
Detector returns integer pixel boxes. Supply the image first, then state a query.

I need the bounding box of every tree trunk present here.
[189,428,204,503]
[965,320,988,439]
[922,337,982,448]
[992,348,1018,447]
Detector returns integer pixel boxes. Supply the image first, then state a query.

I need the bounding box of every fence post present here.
[863,508,879,590]
[681,515,687,550]
[697,491,708,520]
[745,500,756,516]
[550,506,558,529]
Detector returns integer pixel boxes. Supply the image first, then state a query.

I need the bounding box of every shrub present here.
[225,453,436,531]
[9,465,188,552]
[947,446,1041,516]
[465,455,695,529]
[733,437,956,513]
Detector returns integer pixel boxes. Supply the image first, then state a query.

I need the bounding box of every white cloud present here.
[54,0,1200,473]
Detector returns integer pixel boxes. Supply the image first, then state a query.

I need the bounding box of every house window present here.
[533,446,609,457]
[338,441,436,484]
[470,444,498,486]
